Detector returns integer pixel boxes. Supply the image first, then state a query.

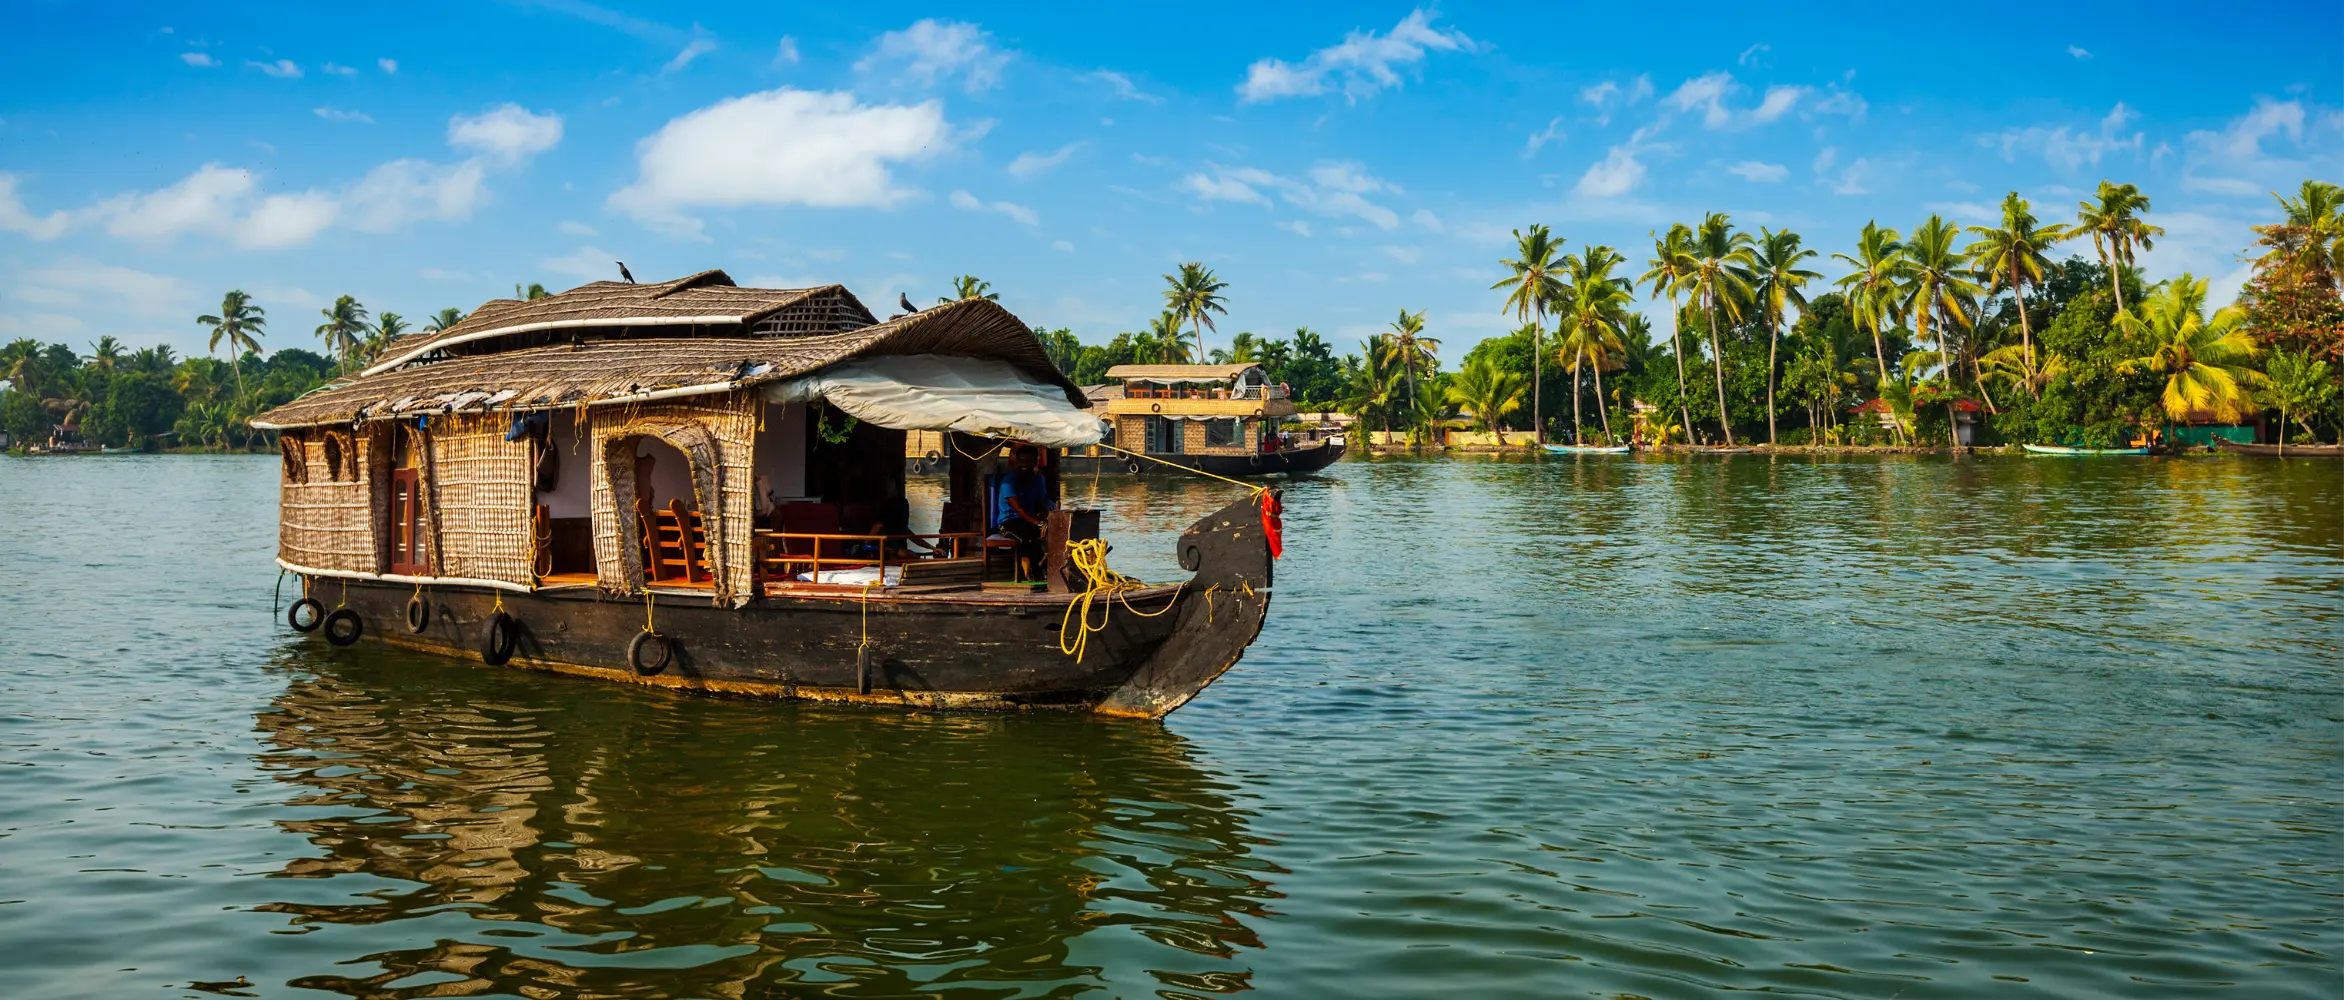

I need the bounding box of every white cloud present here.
[2188,97,2304,162]
[609,88,955,234]
[1052,239,1074,252]
[323,62,357,77]
[1813,86,1868,124]
[774,36,799,66]
[0,174,77,239]
[856,19,1010,94]
[14,261,189,318]
[180,52,218,68]
[1738,43,1770,67]
[1829,157,1875,196]
[1580,76,1653,126]
[1083,70,1159,104]
[1410,208,1442,231]
[343,159,487,232]
[2179,98,2321,199]
[664,36,716,74]
[378,58,398,74]
[1524,117,1566,157]
[1008,143,1080,178]
[1813,146,1838,174]
[447,104,564,164]
[1381,245,1421,264]
[543,245,618,281]
[948,189,1038,226]
[1575,145,1646,197]
[1989,102,2142,171]
[1664,71,1803,130]
[314,107,374,124]
[2066,45,2091,59]
[1179,170,1269,205]
[1179,161,1402,228]
[1729,160,1788,182]
[249,59,301,79]
[558,220,599,236]
[1275,219,1312,237]
[1237,8,1474,104]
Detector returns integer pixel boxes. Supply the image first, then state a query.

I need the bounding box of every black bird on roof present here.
[899,292,918,314]
[617,261,636,284]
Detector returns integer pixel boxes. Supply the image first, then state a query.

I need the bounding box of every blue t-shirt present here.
[993,469,1049,529]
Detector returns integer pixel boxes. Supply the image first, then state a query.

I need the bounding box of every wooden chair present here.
[643,499,707,584]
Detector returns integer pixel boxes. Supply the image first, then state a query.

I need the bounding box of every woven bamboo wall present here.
[587,394,757,602]
[426,414,534,586]
[277,430,376,573]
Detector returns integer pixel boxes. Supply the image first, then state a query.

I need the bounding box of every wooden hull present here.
[1111,439,1346,478]
[2024,443,2151,456]
[1543,445,1631,454]
[2217,440,2343,457]
[294,494,1277,719]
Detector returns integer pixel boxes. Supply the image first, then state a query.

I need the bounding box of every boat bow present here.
[1094,491,1276,718]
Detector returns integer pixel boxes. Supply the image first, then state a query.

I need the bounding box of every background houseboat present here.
[251,271,1277,719]
[1057,363,1344,477]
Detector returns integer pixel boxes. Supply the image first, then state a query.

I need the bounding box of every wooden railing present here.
[753,530,986,586]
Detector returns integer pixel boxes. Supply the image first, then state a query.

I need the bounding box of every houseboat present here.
[1060,363,1344,476]
[249,271,1278,719]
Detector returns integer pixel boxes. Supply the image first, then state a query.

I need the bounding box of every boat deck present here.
[529,571,1182,606]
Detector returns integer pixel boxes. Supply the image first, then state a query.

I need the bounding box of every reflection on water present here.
[252,646,1275,996]
[0,453,2337,999]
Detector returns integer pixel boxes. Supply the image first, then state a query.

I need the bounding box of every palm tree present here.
[515,283,551,301]
[1446,357,1526,445]
[1493,225,1568,445]
[1895,215,1982,447]
[2115,274,2266,428]
[2261,349,2338,454]
[1556,245,1632,443]
[1162,262,1228,363]
[1340,339,1404,438]
[196,290,266,398]
[1681,213,1757,445]
[1749,228,1823,444]
[2264,180,2344,283]
[315,295,370,372]
[86,335,125,372]
[360,312,409,366]
[1379,309,1439,415]
[424,307,466,333]
[940,275,999,303]
[2075,181,2162,314]
[1966,193,2070,397]
[1145,312,1193,364]
[1640,224,1698,438]
[1832,222,1907,441]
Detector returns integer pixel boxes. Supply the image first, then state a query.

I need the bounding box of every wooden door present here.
[388,467,426,575]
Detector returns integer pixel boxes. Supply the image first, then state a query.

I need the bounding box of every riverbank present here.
[1364,442,2269,456]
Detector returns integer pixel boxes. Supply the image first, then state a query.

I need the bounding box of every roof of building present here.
[1079,384,1126,409]
[253,295,1079,429]
[357,269,877,376]
[1102,363,1259,382]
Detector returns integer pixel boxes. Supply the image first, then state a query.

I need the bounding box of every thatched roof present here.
[359,270,876,376]
[1103,363,1260,382]
[254,297,1080,430]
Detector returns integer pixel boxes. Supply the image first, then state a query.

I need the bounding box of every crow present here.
[899,292,917,314]
[617,261,636,283]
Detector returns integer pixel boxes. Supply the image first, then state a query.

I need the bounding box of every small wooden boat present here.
[2217,440,2344,457]
[1542,444,1631,454]
[1688,446,1753,455]
[250,271,1278,719]
[2024,443,2151,456]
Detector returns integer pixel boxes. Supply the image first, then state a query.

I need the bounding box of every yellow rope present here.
[952,436,1007,461]
[858,579,879,651]
[1093,442,1271,497]
[336,577,348,609]
[1057,538,1182,664]
[642,586,655,634]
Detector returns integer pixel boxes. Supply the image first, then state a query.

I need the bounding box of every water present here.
[1,453,2337,998]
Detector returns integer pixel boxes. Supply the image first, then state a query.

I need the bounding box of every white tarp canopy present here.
[761,354,1103,448]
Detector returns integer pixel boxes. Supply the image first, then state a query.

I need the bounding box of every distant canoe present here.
[2217,440,2344,457]
[2024,443,2150,456]
[1542,444,1632,454]
[1687,446,1752,455]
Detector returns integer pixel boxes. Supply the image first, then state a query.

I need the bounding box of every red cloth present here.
[1259,491,1284,560]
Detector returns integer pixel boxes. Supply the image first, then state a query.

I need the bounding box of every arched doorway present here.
[600,426,726,594]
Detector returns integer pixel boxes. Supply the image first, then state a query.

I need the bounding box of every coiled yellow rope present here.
[1057,538,1181,664]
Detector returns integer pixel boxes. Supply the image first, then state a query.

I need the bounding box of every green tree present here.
[940,275,998,303]
[1341,338,1404,437]
[1895,215,1981,446]
[2116,274,2266,426]
[86,335,125,372]
[515,283,551,301]
[1556,245,1632,443]
[2075,181,2162,314]
[1832,222,1907,441]
[364,312,408,366]
[1446,356,1526,445]
[1640,224,1699,437]
[424,307,467,332]
[2261,348,2338,451]
[315,294,369,372]
[1677,213,1757,445]
[1162,262,1228,363]
[87,371,184,447]
[1967,193,2071,396]
[1749,227,1822,444]
[1379,309,1440,416]
[1493,224,1568,444]
[195,290,266,398]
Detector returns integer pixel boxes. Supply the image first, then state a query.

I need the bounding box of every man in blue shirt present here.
[993,445,1050,580]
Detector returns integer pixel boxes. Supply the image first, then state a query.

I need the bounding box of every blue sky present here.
[3,2,2338,362]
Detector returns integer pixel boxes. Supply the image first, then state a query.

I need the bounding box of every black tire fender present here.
[480,612,518,666]
[288,597,324,632]
[628,631,671,676]
[323,608,363,646]
[405,595,429,633]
